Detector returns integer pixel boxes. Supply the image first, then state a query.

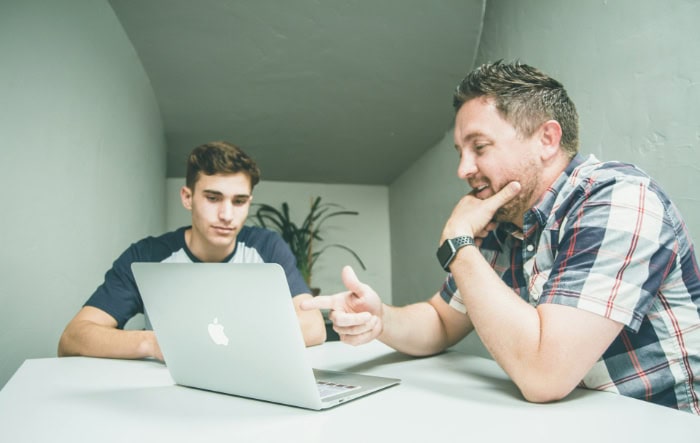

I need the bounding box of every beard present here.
[493,193,531,223]
[491,159,541,225]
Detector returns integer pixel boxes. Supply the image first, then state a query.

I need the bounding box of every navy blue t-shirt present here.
[85,225,310,329]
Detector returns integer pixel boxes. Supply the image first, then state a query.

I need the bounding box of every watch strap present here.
[450,236,475,249]
[437,235,475,271]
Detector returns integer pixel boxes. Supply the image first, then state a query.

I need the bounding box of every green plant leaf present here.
[250,196,365,287]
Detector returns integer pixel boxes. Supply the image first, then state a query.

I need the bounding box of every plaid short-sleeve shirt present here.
[440,154,700,414]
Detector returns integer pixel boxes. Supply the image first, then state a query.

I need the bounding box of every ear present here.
[180,186,193,211]
[539,120,563,161]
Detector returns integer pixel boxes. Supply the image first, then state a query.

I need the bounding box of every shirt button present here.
[526,244,534,252]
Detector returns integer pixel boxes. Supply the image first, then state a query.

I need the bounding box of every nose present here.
[218,201,234,222]
[457,149,477,180]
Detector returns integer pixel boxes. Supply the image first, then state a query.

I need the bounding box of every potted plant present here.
[251,196,366,292]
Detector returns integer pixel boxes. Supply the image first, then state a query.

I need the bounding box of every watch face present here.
[437,236,475,271]
[436,240,455,271]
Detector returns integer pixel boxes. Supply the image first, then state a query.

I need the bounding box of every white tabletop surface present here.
[0,341,697,442]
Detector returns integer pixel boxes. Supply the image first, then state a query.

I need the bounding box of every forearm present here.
[378,302,454,357]
[293,293,327,347]
[58,321,160,360]
[450,247,552,397]
[299,312,327,347]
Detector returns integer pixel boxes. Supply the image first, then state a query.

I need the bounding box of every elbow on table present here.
[517,379,577,404]
[56,337,68,357]
[57,333,78,357]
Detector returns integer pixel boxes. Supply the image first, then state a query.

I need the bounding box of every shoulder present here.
[235,225,296,263]
[555,156,672,216]
[122,226,190,263]
[547,158,690,256]
[567,156,666,197]
[565,156,647,190]
[237,225,285,246]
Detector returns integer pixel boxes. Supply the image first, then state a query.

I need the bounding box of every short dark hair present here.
[453,60,579,157]
[185,141,261,190]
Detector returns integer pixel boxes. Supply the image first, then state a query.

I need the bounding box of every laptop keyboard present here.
[316,380,361,398]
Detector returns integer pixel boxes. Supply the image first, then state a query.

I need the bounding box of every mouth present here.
[472,183,490,198]
[212,226,235,235]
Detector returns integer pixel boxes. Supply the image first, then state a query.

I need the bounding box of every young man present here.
[59,141,326,360]
[303,61,700,414]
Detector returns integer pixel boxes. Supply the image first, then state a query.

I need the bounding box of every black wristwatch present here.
[436,236,476,271]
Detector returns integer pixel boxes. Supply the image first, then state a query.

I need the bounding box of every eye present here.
[233,196,250,206]
[474,142,489,154]
[205,194,221,202]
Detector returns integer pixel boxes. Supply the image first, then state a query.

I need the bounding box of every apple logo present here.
[207,318,229,346]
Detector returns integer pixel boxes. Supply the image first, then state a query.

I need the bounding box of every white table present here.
[0,342,697,442]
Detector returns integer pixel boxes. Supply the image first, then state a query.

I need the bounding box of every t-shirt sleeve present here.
[84,244,145,329]
[438,273,468,314]
[259,231,311,297]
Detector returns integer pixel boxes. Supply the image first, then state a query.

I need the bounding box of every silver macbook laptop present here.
[131,262,399,410]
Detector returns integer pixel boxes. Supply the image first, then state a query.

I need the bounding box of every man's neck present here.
[514,154,572,229]
[184,228,237,263]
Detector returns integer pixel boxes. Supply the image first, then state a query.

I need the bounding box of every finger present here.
[331,310,372,327]
[475,228,490,238]
[484,221,498,232]
[339,318,382,346]
[341,265,365,294]
[333,313,377,332]
[300,294,343,311]
[487,181,521,210]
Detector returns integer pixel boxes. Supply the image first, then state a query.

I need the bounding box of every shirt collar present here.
[529,153,587,223]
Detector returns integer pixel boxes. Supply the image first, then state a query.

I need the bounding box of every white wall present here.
[0,0,165,388]
[166,179,392,303]
[389,130,464,305]
[389,0,700,356]
[476,0,700,242]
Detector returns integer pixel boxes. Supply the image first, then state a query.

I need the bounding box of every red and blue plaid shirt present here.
[440,154,700,414]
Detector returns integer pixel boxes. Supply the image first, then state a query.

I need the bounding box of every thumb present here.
[489,181,521,209]
[341,265,363,295]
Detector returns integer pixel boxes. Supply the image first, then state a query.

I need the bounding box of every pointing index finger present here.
[300,295,335,311]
